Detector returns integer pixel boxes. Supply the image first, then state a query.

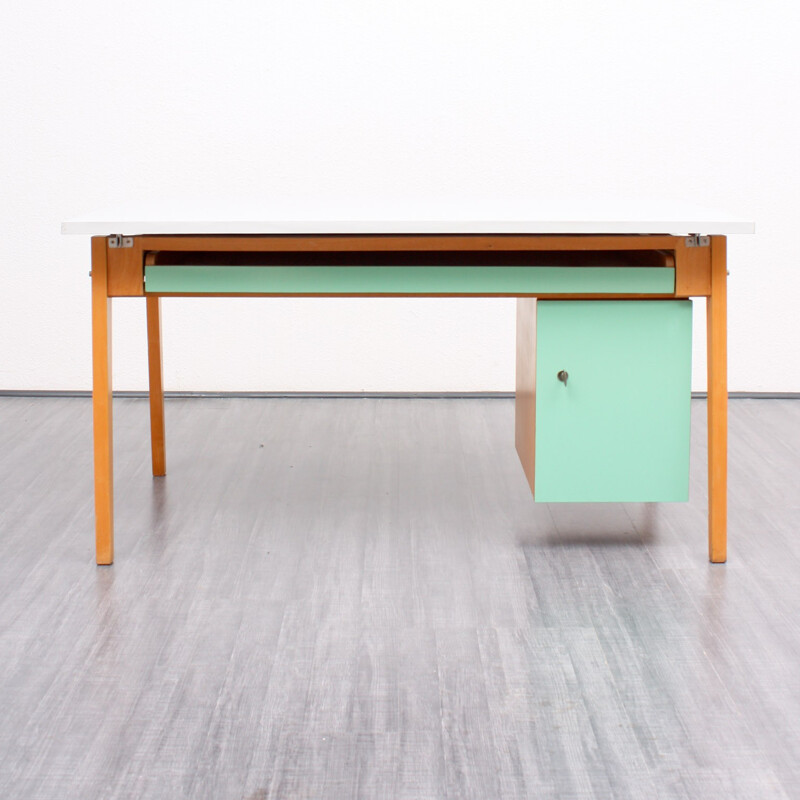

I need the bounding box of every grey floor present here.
[1,397,799,799]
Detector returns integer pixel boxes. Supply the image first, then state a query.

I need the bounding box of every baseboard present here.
[2,390,800,400]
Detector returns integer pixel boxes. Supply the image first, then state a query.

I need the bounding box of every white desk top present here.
[61,200,754,236]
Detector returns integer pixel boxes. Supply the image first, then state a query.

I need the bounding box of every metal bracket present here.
[685,235,710,248]
[108,235,134,248]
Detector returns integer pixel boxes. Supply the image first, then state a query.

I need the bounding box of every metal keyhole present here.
[557,370,568,387]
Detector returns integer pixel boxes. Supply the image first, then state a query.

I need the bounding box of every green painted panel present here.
[144,265,675,295]
[534,300,692,502]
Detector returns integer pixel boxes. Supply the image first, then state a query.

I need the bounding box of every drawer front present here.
[144,265,675,295]
[534,300,692,502]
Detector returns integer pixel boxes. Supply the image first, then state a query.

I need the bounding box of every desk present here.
[62,216,753,565]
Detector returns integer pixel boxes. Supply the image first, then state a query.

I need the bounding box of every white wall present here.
[1,0,797,392]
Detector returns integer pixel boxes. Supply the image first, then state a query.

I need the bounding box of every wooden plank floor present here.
[0,397,799,799]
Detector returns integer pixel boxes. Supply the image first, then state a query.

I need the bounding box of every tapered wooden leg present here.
[707,236,727,563]
[146,296,166,477]
[91,237,114,565]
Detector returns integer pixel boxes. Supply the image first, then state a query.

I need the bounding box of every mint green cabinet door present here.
[534,300,692,502]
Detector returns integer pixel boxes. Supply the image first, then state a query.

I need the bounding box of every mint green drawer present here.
[144,265,675,295]
[533,300,692,502]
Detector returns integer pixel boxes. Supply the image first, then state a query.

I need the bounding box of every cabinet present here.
[516,300,693,502]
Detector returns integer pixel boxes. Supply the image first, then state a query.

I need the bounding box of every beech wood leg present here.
[91,237,114,565]
[707,236,728,563]
[146,296,166,477]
